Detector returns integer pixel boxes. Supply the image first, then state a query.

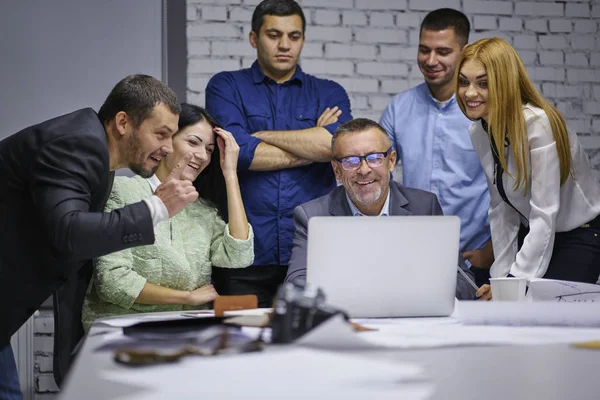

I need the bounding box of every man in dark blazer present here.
[0,75,199,396]
[284,118,477,300]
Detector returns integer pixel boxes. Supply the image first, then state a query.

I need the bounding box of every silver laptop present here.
[306,216,460,318]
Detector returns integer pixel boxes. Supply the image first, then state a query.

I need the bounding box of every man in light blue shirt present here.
[380,8,492,284]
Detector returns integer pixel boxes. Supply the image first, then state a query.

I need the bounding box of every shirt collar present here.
[345,190,391,217]
[418,83,456,110]
[250,60,305,85]
[146,174,161,192]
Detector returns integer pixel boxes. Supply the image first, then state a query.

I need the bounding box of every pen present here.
[457,266,480,293]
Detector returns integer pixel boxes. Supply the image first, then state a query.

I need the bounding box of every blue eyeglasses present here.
[334,147,392,171]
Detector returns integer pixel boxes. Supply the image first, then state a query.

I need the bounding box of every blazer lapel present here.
[328,186,353,216]
[389,182,413,216]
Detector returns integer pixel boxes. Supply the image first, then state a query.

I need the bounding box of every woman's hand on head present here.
[214,128,239,176]
[186,284,218,306]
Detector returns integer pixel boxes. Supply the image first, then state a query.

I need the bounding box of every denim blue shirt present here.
[205,61,352,266]
[380,83,490,252]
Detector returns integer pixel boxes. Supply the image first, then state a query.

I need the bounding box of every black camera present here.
[270,283,348,344]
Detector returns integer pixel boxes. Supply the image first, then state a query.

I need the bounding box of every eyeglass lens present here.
[342,153,385,170]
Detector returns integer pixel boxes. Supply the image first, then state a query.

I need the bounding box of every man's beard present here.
[347,174,390,208]
[349,185,383,206]
[127,129,158,178]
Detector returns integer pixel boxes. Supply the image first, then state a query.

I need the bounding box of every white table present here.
[60,311,600,400]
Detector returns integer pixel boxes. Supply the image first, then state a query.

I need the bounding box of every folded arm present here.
[253,126,335,162]
[276,84,352,161]
[206,74,311,172]
[206,74,352,171]
[251,103,347,165]
[250,142,313,171]
[256,84,353,162]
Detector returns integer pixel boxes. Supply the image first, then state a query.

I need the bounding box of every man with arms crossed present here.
[0,75,197,398]
[285,119,477,300]
[206,0,352,307]
[380,9,492,285]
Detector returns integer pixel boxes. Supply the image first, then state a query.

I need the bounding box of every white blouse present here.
[469,104,600,279]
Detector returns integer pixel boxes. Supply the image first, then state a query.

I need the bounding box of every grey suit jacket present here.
[285,181,477,300]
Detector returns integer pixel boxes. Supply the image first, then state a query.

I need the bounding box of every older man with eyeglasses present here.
[284,118,477,300]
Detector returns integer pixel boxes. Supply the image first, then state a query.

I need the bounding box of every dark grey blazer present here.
[0,108,155,347]
[285,181,476,300]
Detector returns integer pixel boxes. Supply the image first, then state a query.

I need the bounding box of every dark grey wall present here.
[166,0,188,102]
[0,0,164,138]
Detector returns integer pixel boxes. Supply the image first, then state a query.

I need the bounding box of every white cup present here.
[489,277,528,301]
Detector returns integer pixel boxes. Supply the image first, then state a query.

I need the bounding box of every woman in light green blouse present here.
[82,104,254,329]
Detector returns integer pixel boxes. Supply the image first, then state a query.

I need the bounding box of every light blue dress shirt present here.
[346,192,390,216]
[380,83,490,252]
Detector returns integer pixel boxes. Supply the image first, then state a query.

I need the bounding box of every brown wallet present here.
[214,295,258,316]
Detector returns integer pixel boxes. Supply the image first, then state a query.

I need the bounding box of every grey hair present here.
[331,118,392,155]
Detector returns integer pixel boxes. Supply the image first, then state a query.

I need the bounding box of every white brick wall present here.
[187,0,600,161]
[34,311,59,398]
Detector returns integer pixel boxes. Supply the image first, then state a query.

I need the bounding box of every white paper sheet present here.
[295,314,383,349]
[357,321,600,348]
[297,311,600,350]
[99,347,432,400]
[95,313,200,328]
[459,301,600,327]
[95,308,272,328]
[223,307,273,316]
[528,278,600,302]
